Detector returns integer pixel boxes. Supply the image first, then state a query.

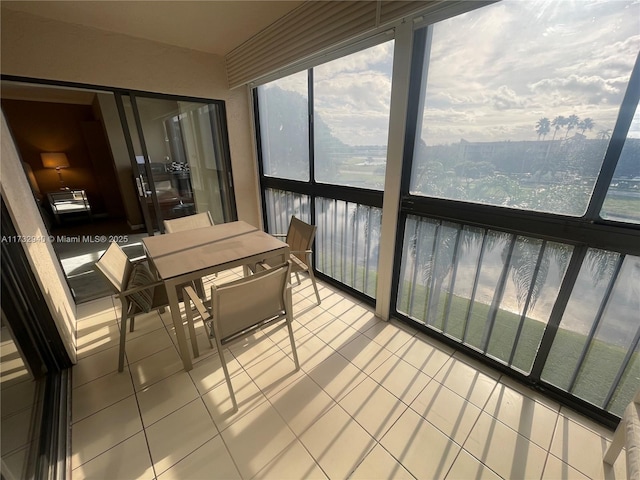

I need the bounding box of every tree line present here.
[534,115,599,140]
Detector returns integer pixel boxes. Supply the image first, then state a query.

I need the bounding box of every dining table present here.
[142,220,290,371]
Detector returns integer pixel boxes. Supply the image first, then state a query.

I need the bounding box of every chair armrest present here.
[183,286,211,321]
[290,250,312,255]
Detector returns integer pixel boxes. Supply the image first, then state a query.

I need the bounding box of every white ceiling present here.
[1,1,304,56]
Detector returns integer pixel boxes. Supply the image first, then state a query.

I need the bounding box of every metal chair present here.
[182,261,299,411]
[94,242,194,372]
[273,216,321,305]
[164,211,217,291]
[163,211,214,233]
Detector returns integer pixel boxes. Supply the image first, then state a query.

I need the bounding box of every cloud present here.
[529,74,624,105]
[491,85,529,110]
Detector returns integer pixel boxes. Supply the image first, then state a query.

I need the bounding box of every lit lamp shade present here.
[41,152,70,170]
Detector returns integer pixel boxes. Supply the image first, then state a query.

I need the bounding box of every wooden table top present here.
[142,221,288,280]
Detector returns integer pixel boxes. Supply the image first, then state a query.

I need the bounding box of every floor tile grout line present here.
[72,279,622,480]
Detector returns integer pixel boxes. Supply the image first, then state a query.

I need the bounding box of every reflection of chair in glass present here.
[273,216,321,305]
[94,243,192,372]
[182,262,299,411]
[163,211,214,233]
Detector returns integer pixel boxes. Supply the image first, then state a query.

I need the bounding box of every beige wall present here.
[1,9,261,227]
[1,9,262,355]
[1,111,77,363]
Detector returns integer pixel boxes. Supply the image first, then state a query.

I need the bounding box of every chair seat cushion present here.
[126,263,156,312]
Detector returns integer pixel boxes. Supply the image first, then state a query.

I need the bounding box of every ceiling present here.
[1,1,304,56]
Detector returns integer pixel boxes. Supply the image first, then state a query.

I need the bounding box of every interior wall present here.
[0,111,77,363]
[1,98,120,217]
[0,8,261,227]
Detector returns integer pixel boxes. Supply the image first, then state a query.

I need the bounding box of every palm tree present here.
[597,129,612,140]
[564,114,580,139]
[578,117,594,136]
[535,117,551,140]
[551,116,567,141]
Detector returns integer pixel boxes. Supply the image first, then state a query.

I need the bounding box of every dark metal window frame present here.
[1,197,73,480]
[253,69,385,305]
[390,23,640,428]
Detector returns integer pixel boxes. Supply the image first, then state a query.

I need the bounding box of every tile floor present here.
[71,268,627,479]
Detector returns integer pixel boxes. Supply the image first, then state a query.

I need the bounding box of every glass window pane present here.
[541,250,640,416]
[601,101,640,224]
[258,71,309,181]
[397,216,572,374]
[264,188,310,234]
[314,41,394,190]
[411,0,639,215]
[315,197,381,297]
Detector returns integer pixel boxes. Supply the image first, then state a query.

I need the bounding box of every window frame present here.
[390,21,640,429]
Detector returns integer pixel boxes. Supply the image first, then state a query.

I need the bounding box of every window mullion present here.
[584,53,640,221]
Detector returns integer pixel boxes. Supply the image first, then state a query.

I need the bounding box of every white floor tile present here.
[129,346,184,392]
[125,327,175,365]
[541,453,589,480]
[244,348,304,397]
[72,345,119,387]
[433,357,498,409]
[307,352,367,402]
[188,347,242,395]
[71,431,154,480]
[362,320,415,353]
[349,443,414,480]
[252,439,328,480]
[269,375,336,436]
[341,376,408,441]
[549,413,624,479]
[410,379,482,445]
[464,411,547,480]
[394,333,452,377]
[72,367,135,423]
[71,395,143,470]
[145,398,217,475]
[381,407,461,480]
[445,449,501,480]
[369,354,432,405]
[484,381,559,450]
[300,404,376,480]
[136,371,200,427]
[221,400,297,479]
[338,334,393,374]
[157,435,241,480]
[201,370,268,432]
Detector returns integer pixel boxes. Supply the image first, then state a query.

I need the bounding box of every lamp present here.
[41,152,70,189]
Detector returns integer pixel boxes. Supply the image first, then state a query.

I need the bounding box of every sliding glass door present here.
[118,94,236,234]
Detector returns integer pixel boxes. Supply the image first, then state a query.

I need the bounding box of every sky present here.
[422,0,640,145]
[264,0,639,147]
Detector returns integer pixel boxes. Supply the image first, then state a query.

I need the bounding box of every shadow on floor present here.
[50,218,148,304]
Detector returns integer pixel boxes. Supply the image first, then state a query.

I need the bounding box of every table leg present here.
[165,280,193,371]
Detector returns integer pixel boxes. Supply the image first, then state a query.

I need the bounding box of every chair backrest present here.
[94,242,133,294]
[212,262,290,340]
[163,211,214,233]
[286,216,317,263]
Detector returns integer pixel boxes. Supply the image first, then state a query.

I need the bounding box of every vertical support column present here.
[375,20,414,320]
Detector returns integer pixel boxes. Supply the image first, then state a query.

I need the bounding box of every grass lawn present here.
[397,283,638,417]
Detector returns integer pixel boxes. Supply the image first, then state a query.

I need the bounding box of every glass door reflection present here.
[125,95,235,233]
